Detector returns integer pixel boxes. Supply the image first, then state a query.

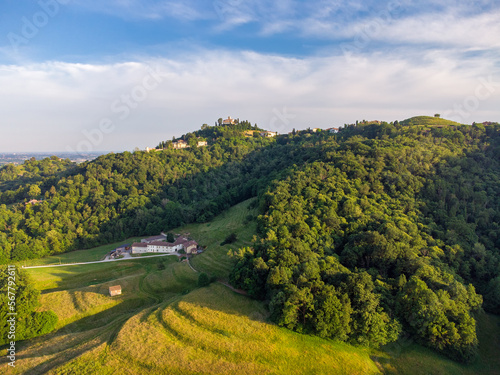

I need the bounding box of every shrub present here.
[198,273,210,287]
[221,233,237,246]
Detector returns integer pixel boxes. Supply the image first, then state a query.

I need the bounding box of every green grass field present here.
[17,237,143,267]
[400,115,463,126]
[2,198,500,374]
[183,199,258,279]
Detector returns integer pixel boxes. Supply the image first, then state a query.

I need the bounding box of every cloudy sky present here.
[1,0,499,152]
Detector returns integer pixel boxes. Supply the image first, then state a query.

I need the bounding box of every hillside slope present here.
[400,116,462,126]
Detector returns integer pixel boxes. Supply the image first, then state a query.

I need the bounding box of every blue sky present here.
[0,0,499,152]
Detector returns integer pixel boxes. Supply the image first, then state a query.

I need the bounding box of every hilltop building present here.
[223,116,237,125]
[25,199,42,205]
[171,138,207,149]
[326,127,340,133]
[260,131,278,138]
[172,140,189,149]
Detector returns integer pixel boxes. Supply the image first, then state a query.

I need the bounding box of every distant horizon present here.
[1,116,498,153]
[0,151,112,155]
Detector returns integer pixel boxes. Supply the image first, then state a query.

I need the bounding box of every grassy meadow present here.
[185,199,258,279]
[17,237,144,267]
[1,198,500,374]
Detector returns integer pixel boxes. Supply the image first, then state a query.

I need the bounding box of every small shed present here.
[109,285,122,296]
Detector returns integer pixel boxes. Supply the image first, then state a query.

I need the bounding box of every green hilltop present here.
[400,115,463,126]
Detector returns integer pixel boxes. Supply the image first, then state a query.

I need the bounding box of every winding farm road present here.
[22,253,179,269]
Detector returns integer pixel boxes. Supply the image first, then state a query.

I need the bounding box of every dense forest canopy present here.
[1,119,499,362]
[230,121,500,362]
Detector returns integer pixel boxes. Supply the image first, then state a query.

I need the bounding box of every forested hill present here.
[1,119,499,362]
[229,121,500,362]
[0,122,326,263]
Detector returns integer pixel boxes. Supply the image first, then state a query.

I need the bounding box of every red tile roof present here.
[148,241,173,247]
[145,235,167,242]
[174,237,189,245]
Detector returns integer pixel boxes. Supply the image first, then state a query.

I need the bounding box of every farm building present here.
[184,241,198,254]
[109,285,122,296]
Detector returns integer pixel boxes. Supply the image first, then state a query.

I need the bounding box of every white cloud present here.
[209,0,500,51]
[327,8,500,50]
[1,47,499,152]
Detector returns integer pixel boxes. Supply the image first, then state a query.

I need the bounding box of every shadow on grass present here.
[8,298,151,374]
[38,257,178,294]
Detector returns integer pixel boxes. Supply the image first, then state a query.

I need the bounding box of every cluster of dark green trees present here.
[229,121,500,362]
[0,119,499,362]
[0,266,58,345]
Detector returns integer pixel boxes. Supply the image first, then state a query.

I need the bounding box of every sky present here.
[0,0,499,152]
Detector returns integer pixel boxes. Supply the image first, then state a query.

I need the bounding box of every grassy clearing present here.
[17,237,143,267]
[35,284,380,375]
[400,116,463,126]
[27,260,146,291]
[143,261,198,296]
[186,198,258,278]
[18,197,257,279]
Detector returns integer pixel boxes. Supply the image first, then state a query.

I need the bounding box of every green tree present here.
[166,232,175,243]
[0,266,58,344]
[27,184,41,199]
[198,273,210,287]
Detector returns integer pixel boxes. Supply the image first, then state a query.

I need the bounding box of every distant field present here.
[2,198,500,374]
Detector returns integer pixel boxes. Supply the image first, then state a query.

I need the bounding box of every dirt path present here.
[186,258,198,273]
[217,280,248,296]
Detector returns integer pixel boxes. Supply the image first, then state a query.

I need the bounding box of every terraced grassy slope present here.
[185,199,258,279]
[7,283,380,375]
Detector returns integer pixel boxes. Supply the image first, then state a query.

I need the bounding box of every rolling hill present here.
[399,115,463,126]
